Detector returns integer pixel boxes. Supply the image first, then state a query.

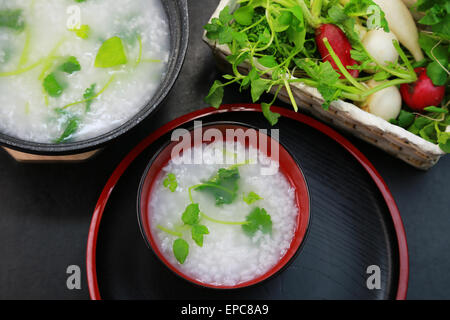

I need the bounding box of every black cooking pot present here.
[0,0,189,155]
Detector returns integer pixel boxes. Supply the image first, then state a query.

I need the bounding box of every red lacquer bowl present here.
[137,123,310,289]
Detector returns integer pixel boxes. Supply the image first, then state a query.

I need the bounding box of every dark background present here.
[0,0,448,300]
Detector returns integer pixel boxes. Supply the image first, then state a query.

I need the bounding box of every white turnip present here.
[373,0,424,61]
[362,29,399,70]
[362,80,402,121]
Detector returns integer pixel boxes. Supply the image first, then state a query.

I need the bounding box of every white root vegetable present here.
[362,29,399,70]
[373,0,424,61]
[401,0,425,20]
[363,80,402,121]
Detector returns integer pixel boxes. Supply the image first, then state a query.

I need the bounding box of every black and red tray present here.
[86,104,408,300]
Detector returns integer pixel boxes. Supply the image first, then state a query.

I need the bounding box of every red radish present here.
[316,24,359,79]
[400,67,446,112]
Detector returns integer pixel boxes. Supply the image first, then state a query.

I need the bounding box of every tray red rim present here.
[86,103,409,300]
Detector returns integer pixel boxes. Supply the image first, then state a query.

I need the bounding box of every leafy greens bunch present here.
[204,0,415,124]
[203,0,449,153]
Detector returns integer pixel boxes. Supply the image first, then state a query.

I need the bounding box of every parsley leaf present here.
[242,207,272,237]
[182,203,200,225]
[191,224,209,247]
[261,103,280,126]
[173,238,189,264]
[43,73,64,97]
[195,167,240,206]
[83,84,96,112]
[438,132,450,153]
[59,56,81,74]
[163,173,178,192]
[95,37,128,68]
[243,192,263,205]
[0,9,25,31]
[205,80,224,109]
[55,116,79,143]
[234,5,254,26]
[343,0,390,32]
[71,24,90,39]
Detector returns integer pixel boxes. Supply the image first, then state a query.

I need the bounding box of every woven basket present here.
[203,0,446,170]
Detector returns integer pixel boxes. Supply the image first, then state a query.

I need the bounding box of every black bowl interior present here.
[0,0,189,155]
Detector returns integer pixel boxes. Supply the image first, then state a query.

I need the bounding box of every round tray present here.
[86,104,408,300]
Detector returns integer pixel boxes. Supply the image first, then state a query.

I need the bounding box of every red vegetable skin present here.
[315,24,359,79]
[400,67,445,112]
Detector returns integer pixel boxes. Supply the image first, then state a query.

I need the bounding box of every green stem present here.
[311,0,323,19]
[62,75,116,109]
[392,40,416,78]
[322,38,366,91]
[0,37,66,77]
[283,77,298,112]
[362,78,413,98]
[136,35,143,66]
[200,212,248,226]
[157,225,183,238]
[294,0,321,28]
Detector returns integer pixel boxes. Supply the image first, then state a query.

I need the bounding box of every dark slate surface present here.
[0,0,448,300]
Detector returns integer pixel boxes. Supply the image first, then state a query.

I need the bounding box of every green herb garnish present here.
[95,36,128,68]
[191,224,210,247]
[70,24,90,39]
[0,9,25,31]
[242,207,273,237]
[243,191,263,205]
[173,238,189,264]
[182,203,201,225]
[163,173,178,192]
[59,56,81,74]
[194,166,240,205]
[55,116,79,143]
[83,84,96,112]
[43,73,64,97]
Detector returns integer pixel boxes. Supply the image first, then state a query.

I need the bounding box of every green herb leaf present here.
[344,0,389,32]
[424,106,449,114]
[59,56,81,74]
[173,238,189,264]
[205,80,224,109]
[191,224,209,247]
[71,24,90,39]
[182,203,200,226]
[195,167,240,206]
[438,132,450,153]
[261,103,280,126]
[219,6,233,25]
[95,37,128,68]
[251,78,269,102]
[242,207,272,237]
[0,9,25,31]
[233,5,254,26]
[83,84,96,112]
[397,110,416,129]
[163,173,178,192]
[243,191,263,205]
[273,11,293,33]
[427,61,448,86]
[55,116,79,143]
[43,73,64,97]
[258,55,278,68]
